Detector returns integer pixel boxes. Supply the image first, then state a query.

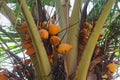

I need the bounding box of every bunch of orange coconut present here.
[106,62,116,77]
[78,22,93,62]
[78,21,103,61]
[21,21,72,62]
[79,22,93,48]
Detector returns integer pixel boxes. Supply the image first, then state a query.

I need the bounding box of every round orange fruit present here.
[26,46,35,56]
[50,36,61,46]
[107,62,116,74]
[48,24,61,35]
[57,43,72,54]
[21,22,28,32]
[39,29,49,40]
[84,22,93,30]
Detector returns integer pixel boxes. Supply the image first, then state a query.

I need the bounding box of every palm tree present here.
[0,0,119,80]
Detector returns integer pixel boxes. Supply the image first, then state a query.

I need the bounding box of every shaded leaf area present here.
[42,0,55,6]
[0,25,22,61]
[87,0,108,22]
[0,26,20,41]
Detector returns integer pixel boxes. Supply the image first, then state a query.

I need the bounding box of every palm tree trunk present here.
[65,0,83,77]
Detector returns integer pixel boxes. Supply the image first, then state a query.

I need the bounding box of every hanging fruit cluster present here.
[21,21,72,62]
[86,22,118,79]
[78,22,93,63]
[78,21,103,59]
[77,21,117,79]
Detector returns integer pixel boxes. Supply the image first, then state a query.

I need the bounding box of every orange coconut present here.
[57,44,72,54]
[21,22,28,32]
[84,22,93,30]
[48,55,53,64]
[39,29,49,40]
[26,46,35,56]
[81,28,89,36]
[50,36,61,46]
[26,34,31,40]
[48,23,61,35]
[107,62,116,73]
[22,42,33,49]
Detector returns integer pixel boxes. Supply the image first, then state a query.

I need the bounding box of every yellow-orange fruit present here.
[50,36,61,46]
[48,24,61,35]
[81,28,89,37]
[0,70,8,80]
[26,46,35,56]
[26,34,31,40]
[22,42,33,49]
[39,29,49,39]
[107,62,116,73]
[84,22,93,30]
[21,22,28,32]
[48,55,53,64]
[57,44,72,54]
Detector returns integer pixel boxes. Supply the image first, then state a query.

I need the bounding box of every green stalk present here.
[75,0,116,80]
[55,0,70,76]
[65,0,83,76]
[17,0,52,80]
[55,0,67,42]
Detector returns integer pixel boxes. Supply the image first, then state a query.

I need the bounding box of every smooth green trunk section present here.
[65,0,82,76]
[55,0,67,42]
[17,0,52,80]
[75,0,116,80]
[55,0,70,76]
